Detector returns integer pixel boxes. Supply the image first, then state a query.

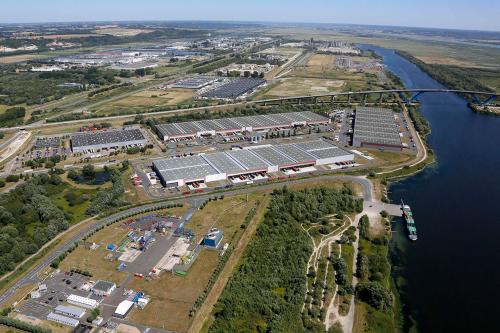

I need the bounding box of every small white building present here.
[137,297,149,309]
[47,312,80,327]
[54,305,86,319]
[67,294,98,309]
[91,280,116,297]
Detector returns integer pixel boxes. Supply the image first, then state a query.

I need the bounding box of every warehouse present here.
[201,78,265,99]
[171,76,217,89]
[47,312,80,327]
[54,305,86,319]
[91,280,116,296]
[67,294,99,309]
[352,106,404,150]
[203,228,223,248]
[155,111,329,141]
[70,128,147,153]
[152,139,354,187]
[114,300,135,319]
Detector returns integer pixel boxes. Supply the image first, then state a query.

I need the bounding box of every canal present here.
[360,45,500,332]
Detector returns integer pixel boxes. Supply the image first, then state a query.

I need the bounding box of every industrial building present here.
[70,128,147,153]
[352,106,404,150]
[152,139,354,187]
[114,300,135,318]
[201,78,265,99]
[155,111,330,141]
[203,229,223,248]
[47,312,80,327]
[54,305,86,318]
[67,294,99,309]
[91,280,116,296]
[170,76,217,89]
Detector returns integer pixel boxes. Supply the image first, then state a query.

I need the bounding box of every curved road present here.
[0,175,372,305]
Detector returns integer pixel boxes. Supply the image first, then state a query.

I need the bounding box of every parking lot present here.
[15,271,96,322]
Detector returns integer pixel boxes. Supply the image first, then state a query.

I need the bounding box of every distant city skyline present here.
[1,0,499,32]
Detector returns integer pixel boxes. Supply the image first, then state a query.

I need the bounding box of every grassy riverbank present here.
[396,50,499,95]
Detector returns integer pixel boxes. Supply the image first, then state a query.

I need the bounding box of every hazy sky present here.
[1,0,499,31]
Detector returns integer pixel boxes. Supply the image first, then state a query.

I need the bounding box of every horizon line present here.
[0,19,499,34]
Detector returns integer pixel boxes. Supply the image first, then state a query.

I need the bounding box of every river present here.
[359,45,500,333]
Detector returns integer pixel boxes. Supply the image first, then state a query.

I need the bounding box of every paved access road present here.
[0,175,372,305]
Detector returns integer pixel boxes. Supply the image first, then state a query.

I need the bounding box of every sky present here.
[1,0,499,32]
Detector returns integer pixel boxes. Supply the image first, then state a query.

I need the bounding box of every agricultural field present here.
[262,77,344,97]
[91,88,195,115]
[92,28,154,36]
[260,52,385,99]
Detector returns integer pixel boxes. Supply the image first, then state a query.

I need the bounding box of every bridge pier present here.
[379,93,383,103]
[348,94,351,103]
[331,95,335,103]
[363,94,367,105]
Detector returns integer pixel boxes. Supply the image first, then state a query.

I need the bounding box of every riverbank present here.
[395,50,496,95]
[366,44,500,333]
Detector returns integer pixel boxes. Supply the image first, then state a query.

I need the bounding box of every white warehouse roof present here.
[47,312,80,327]
[54,305,86,318]
[114,300,135,317]
[67,294,98,308]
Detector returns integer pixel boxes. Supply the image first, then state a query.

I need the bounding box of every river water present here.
[359,45,500,332]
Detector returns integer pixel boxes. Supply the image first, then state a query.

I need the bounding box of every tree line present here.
[209,186,363,333]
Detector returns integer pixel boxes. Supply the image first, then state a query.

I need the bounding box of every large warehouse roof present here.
[201,78,265,99]
[71,128,145,148]
[153,139,353,185]
[155,111,329,139]
[353,107,403,147]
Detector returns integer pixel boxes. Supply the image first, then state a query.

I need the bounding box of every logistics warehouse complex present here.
[152,139,354,187]
[353,106,404,150]
[70,128,147,153]
[155,111,330,141]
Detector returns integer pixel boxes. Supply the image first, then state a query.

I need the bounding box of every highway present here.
[0,174,373,305]
[1,88,495,133]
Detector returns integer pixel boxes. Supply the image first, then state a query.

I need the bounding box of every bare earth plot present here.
[92,89,195,115]
[263,77,344,98]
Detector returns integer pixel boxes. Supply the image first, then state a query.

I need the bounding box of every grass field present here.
[260,52,386,99]
[91,88,195,115]
[262,77,345,97]
[58,225,130,283]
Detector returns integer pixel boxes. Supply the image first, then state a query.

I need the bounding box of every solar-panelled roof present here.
[155,111,330,139]
[273,144,316,162]
[353,107,403,147]
[225,149,270,170]
[201,78,265,99]
[153,139,353,184]
[71,129,145,148]
[249,146,295,166]
[203,153,245,175]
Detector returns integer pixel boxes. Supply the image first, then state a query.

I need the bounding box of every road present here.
[1,88,494,133]
[0,175,372,306]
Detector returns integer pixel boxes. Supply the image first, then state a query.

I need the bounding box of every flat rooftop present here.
[155,111,329,139]
[201,78,265,99]
[153,139,353,184]
[71,128,145,148]
[353,107,402,147]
